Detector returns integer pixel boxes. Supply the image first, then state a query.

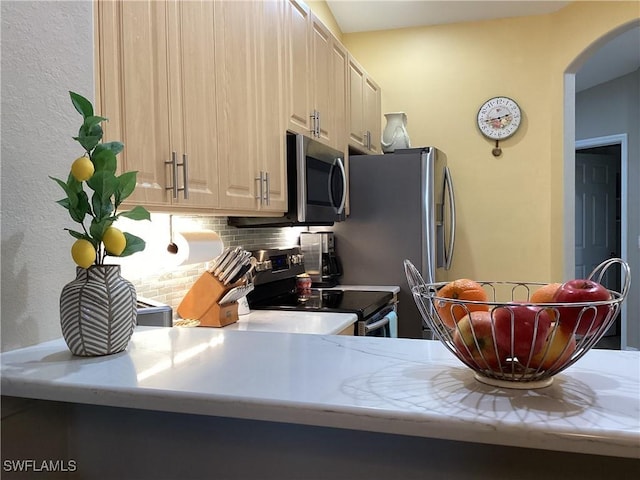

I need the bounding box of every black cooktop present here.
[249,289,394,321]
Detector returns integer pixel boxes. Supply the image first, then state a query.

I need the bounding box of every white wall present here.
[576,69,640,349]
[1,1,94,351]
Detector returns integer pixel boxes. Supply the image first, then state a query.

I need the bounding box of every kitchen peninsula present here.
[1,327,638,479]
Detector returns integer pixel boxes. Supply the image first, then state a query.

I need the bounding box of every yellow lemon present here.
[71,239,96,268]
[70,155,95,182]
[103,227,126,256]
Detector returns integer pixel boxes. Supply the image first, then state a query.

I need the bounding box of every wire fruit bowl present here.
[405,258,631,389]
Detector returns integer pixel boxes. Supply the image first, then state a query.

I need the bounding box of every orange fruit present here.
[530,282,562,321]
[435,279,489,329]
[530,282,562,303]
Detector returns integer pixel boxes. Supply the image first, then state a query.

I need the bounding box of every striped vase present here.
[60,265,137,356]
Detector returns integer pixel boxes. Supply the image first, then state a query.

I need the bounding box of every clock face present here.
[477,97,522,140]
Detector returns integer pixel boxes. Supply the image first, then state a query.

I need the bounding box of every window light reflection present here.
[137,335,225,382]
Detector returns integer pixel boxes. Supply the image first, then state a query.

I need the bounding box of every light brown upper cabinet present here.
[285,0,348,151]
[348,55,382,154]
[331,40,349,154]
[96,0,379,215]
[214,0,287,212]
[96,0,219,211]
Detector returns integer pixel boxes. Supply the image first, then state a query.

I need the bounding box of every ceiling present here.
[326,1,640,91]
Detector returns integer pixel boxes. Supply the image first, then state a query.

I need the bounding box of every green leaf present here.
[56,198,71,209]
[92,148,117,174]
[69,91,93,118]
[86,171,118,200]
[87,123,103,140]
[73,134,101,152]
[95,141,124,156]
[114,171,138,206]
[117,205,150,222]
[87,171,118,221]
[69,190,91,223]
[64,229,88,241]
[50,176,78,209]
[66,173,84,194]
[79,116,106,141]
[91,191,114,221]
[117,232,146,257]
[84,115,107,129]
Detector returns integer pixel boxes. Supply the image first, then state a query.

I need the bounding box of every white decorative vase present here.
[381,112,411,153]
[60,265,137,356]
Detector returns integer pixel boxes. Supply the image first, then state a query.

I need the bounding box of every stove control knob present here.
[255,260,272,272]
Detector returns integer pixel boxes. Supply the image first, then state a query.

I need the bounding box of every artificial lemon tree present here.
[51,91,150,268]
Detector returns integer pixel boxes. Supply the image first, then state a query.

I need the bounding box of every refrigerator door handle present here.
[444,166,456,270]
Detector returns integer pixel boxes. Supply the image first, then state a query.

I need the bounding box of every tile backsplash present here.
[117,214,305,313]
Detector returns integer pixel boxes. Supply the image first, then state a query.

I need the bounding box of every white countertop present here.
[224,310,357,334]
[1,327,638,459]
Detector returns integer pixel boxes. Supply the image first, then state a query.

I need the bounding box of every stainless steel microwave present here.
[229,132,346,228]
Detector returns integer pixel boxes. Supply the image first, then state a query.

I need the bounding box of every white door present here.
[575,152,620,278]
[575,150,621,335]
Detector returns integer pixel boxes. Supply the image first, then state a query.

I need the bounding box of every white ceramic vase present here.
[60,265,137,356]
[381,112,411,153]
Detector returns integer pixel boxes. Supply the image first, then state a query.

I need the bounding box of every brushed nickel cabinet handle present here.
[178,153,189,199]
[255,172,264,204]
[264,171,270,206]
[165,151,178,199]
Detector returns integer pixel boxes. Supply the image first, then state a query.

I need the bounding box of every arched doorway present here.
[563,20,639,350]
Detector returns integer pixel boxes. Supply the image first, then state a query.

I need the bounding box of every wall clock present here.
[476,96,522,156]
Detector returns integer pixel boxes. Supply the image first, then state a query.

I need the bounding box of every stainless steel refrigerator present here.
[331,147,455,339]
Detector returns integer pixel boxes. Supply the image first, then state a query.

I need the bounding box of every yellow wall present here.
[307,1,343,41]
[335,1,639,283]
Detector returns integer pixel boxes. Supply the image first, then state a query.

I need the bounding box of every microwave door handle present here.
[444,166,456,270]
[334,158,347,214]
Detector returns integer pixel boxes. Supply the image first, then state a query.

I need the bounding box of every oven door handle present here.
[364,316,390,334]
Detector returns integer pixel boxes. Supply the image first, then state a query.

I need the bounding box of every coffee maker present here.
[299,232,342,287]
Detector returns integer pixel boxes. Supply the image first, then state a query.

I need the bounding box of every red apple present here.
[452,311,505,370]
[553,279,611,336]
[528,323,577,371]
[493,303,552,363]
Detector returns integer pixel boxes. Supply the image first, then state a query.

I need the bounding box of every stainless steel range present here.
[247,247,397,337]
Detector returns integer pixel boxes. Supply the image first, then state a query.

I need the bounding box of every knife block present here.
[177,272,241,327]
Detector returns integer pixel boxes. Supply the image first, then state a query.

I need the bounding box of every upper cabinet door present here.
[215,0,261,210]
[285,4,347,151]
[363,75,382,154]
[311,14,332,144]
[168,0,219,208]
[285,0,313,136]
[97,0,219,209]
[331,39,349,154]
[96,0,172,207]
[216,0,287,212]
[257,0,288,212]
[348,54,381,154]
[348,56,366,149]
